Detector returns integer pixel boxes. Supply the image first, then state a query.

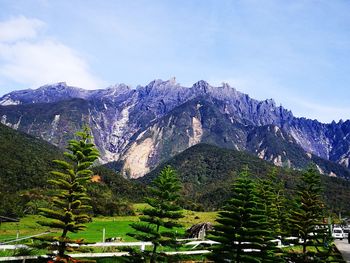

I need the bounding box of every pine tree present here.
[209,168,283,263]
[36,127,99,262]
[257,167,288,239]
[286,166,342,262]
[128,166,183,263]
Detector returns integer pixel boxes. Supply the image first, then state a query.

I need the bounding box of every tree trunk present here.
[302,236,307,262]
[150,224,161,263]
[58,228,68,257]
[150,243,158,263]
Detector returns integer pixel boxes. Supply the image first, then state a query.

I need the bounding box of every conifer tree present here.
[209,168,283,263]
[128,166,183,263]
[286,166,342,262]
[36,127,99,262]
[257,168,288,239]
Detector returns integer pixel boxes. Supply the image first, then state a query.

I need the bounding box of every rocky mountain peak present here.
[92,83,132,99]
[221,82,231,89]
[0,82,90,105]
[168,76,177,85]
[39,81,68,90]
[141,79,177,94]
[106,83,131,91]
[192,80,210,93]
[263,98,276,107]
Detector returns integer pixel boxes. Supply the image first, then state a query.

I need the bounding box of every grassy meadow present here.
[0,204,218,244]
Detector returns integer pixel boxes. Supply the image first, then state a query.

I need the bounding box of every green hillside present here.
[142,143,350,213]
[0,123,65,191]
[0,123,64,216]
[0,123,144,217]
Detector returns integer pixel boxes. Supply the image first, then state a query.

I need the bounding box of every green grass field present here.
[0,204,218,244]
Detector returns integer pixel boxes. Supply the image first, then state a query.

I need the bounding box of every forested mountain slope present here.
[142,144,350,212]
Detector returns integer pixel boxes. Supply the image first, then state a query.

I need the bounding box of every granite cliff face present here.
[1,79,349,178]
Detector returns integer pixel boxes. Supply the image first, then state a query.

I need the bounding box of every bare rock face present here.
[0,79,349,178]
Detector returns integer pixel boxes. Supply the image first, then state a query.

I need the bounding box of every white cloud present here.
[0,16,45,42]
[0,16,104,90]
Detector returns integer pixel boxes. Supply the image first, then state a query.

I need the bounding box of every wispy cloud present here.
[0,16,45,42]
[0,16,104,90]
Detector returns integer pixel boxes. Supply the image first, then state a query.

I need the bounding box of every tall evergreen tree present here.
[128,166,183,263]
[286,166,342,262]
[210,168,283,263]
[257,168,288,239]
[36,127,99,262]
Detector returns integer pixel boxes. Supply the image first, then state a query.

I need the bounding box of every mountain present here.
[1,79,349,178]
[141,144,350,212]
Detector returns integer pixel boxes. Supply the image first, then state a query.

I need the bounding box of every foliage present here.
[142,144,276,210]
[85,165,147,217]
[87,183,134,217]
[93,166,146,202]
[0,123,64,217]
[286,166,343,262]
[127,166,184,263]
[209,168,282,262]
[36,127,99,260]
[143,143,350,214]
[256,168,290,239]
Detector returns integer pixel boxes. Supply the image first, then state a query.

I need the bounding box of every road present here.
[335,239,350,262]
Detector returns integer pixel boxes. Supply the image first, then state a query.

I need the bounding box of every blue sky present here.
[0,0,349,122]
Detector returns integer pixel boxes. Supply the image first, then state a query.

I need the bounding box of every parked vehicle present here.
[332,227,344,240]
[342,227,350,238]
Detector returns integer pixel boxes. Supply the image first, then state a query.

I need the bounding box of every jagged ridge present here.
[0,79,349,178]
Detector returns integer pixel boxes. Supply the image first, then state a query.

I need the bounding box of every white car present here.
[332,227,344,240]
[343,227,349,238]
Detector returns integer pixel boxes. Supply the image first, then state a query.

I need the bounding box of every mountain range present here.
[1,79,349,179]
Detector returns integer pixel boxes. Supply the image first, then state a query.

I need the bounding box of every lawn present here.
[0,204,218,244]
[0,215,50,243]
[71,218,138,242]
[1,209,344,262]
